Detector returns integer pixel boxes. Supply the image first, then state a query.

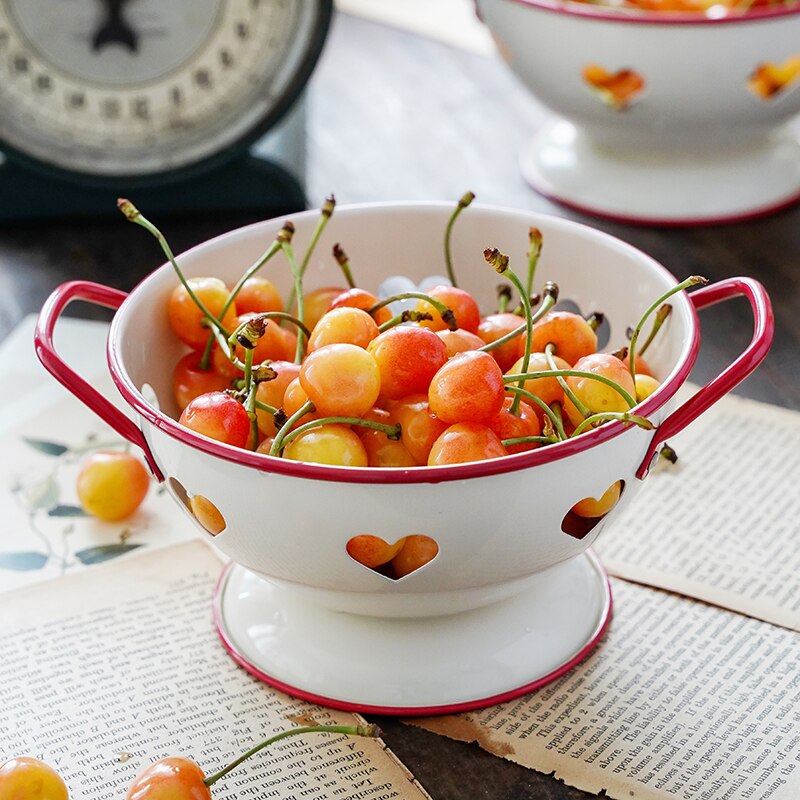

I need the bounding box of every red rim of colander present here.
[107,202,701,485]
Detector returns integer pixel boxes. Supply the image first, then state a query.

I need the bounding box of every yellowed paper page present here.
[0,540,430,800]
[413,578,800,800]
[595,393,800,631]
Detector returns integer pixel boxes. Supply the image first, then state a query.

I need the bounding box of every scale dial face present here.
[0,0,330,179]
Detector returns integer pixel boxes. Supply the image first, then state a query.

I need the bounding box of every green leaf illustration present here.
[24,474,60,511]
[74,544,143,565]
[47,504,88,517]
[0,551,50,571]
[22,438,69,456]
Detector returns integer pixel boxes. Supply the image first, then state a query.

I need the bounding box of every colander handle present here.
[636,276,773,479]
[34,280,165,481]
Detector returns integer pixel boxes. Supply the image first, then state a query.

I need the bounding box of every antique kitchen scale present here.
[0,1,333,219]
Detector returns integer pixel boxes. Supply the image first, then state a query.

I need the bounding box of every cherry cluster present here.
[118,196,702,482]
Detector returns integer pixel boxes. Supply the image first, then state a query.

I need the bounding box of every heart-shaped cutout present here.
[747,56,800,99]
[347,534,439,580]
[167,476,226,536]
[562,480,625,540]
[582,65,645,110]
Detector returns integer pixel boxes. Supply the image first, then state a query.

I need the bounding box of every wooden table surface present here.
[1,9,798,800]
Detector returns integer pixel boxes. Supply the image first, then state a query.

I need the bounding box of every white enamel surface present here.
[217,552,611,710]
[478,0,800,221]
[521,119,800,222]
[110,203,697,617]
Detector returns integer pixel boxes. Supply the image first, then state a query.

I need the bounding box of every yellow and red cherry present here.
[427,422,507,466]
[234,276,284,315]
[167,277,238,350]
[635,374,661,402]
[428,350,505,424]
[0,756,69,800]
[255,361,302,436]
[506,351,571,421]
[347,534,407,568]
[388,394,448,465]
[367,326,448,400]
[359,427,418,467]
[299,343,381,418]
[488,398,542,453]
[328,287,393,326]
[77,451,150,521]
[297,286,347,332]
[173,351,232,411]
[414,285,481,333]
[281,377,320,426]
[571,480,622,518]
[478,312,526,371]
[283,423,369,467]
[189,495,226,535]
[391,535,439,577]
[126,756,210,800]
[563,353,636,427]
[526,311,597,366]
[307,307,380,351]
[436,328,485,357]
[178,391,250,448]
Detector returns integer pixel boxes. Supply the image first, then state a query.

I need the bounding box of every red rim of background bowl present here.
[492,0,800,24]
[107,203,701,485]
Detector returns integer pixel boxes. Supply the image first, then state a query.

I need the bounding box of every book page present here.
[412,578,800,800]
[0,540,430,800]
[596,393,800,631]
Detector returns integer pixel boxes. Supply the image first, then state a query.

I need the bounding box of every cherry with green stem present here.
[544,342,592,420]
[118,199,230,341]
[126,723,381,799]
[478,281,558,356]
[367,292,458,330]
[504,384,568,440]
[444,190,475,287]
[628,276,707,384]
[504,363,638,409]
[269,399,316,456]
[276,416,402,453]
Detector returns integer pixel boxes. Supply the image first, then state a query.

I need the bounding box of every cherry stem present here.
[504,385,567,440]
[637,303,672,357]
[117,199,230,340]
[377,309,433,333]
[660,443,679,464]
[571,411,654,438]
[444,191,475,287]
[254,399,279,416]
[286,195,336,311]
[278,417,402,451]
[628,276,707,385]
[202,723,381,788]
[586,312,605,333]
[502,434,559,447]
[478,284,557,356]
[198,231,286,369]
[332,243,356,288]
[497,284,512,314]
[269,400,316,456]
[526,227,543,302]
[544,343,592,419]
[367,292,458,330]
[279,230,307,364]
[505,361,637,410]
[243,349,259,449]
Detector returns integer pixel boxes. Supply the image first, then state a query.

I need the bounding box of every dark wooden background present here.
[1,10,798,800]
